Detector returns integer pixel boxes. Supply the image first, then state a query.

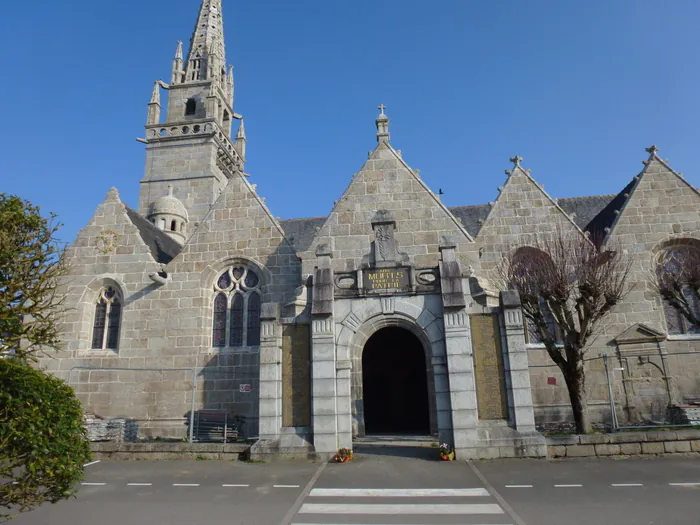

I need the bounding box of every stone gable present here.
[603,153,700,333]
[475,161,583,272]
[302,141,477,276]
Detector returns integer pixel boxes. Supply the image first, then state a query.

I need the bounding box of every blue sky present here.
[1,0,699,243]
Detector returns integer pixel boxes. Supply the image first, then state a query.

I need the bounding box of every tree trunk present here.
[562,362,592,434]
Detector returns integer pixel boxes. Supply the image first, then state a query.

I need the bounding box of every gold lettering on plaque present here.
[471,314,508,420]
[282,325,311,427]
[364,268,409,290]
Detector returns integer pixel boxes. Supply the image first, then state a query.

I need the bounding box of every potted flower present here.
[439,443,455,461]
[334,447,353,463]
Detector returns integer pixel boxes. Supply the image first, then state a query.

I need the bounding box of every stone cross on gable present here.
[510,155,523,168]
[378,104,386,116]
[646,145,659,156]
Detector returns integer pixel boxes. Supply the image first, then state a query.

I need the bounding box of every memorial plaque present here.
[282,325,311,427]
[363,267,410,291]
[471,314,508,420]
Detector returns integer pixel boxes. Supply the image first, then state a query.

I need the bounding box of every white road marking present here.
[299,503,504,514]
[127,483,152,486]
[173,483,200,487]
[505,485,533,488]
[83,460,101,467]
[309,488,489,497]
[669,482,700,487]
[274,484,301,488]
[554,484,583,488]
[612,483,643,487]
[81,483,106,486]
[222,484,250,487]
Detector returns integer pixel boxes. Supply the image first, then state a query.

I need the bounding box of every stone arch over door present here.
[335,296,450,440]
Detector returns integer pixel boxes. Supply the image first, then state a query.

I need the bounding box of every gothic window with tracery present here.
[212,266,262,348]
[657,246,700,335]
[91,286,122,350]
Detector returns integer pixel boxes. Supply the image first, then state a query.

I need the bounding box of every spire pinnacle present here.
[376,104,390,143]
[236,119,246,140]
[149,81,161,105]
[175,40,183,60]
[185,0,227,82]
[235,119,247,159]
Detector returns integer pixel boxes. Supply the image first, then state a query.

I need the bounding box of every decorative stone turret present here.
[148,186,188,243]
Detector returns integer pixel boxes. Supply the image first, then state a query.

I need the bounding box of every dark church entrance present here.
[362,327,430,435]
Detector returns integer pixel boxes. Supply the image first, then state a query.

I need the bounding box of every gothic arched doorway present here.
[362,327,430,435]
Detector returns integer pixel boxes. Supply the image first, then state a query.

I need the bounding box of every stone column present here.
[258,303,282,441]
[310,243,338,454]
[336,358,352,450]
[499,291,536,432]
[439,236,479,452]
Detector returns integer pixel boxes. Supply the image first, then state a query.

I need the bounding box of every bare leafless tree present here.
[652,245,700,330]
[494,232,632,433]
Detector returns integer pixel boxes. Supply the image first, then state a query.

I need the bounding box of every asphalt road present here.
[10,449,700,525]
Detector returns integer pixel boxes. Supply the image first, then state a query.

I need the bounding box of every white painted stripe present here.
[612,483,643,487]
[505,485,533,488]
[299,503,504,515]
[274,484,300,488]
[670,482,700,487]
[222,484,249,487]
[83,460,101,467]
[127,483,152,486]
[81,483,106,486]
[554,484,582,488]
[309,488,489,497]
[173,483,200,487]
[292,524,514,525]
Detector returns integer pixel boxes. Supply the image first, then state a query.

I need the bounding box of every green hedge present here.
[0,360,91,520]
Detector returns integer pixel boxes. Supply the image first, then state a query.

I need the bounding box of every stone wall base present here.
[90,442,250,460]
[548,429,700,458]
[456,422,547,459]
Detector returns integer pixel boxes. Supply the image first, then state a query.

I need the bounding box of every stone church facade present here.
[40,0,700,458]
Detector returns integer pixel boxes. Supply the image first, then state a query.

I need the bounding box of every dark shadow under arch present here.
[362,327,430,435]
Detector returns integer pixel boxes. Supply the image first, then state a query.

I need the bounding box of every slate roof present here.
[557,194,617,231]
[125,206,183,264]
[584,180,636,243]
[123,193,625,258]
[276,195,619,252]
[279,216,327,253]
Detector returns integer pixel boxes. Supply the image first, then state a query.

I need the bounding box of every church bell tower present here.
[138,0,247,227]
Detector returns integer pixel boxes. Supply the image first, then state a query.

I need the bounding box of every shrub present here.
[0,360,91,520]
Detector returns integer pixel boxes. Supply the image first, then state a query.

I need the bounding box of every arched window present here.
[657,245,700,335]
[171,220,177,231]
[212,266,262,347]
[185,98,197,115]
[92,286,122,350]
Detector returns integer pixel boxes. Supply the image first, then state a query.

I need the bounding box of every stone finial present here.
[510,155,523,168]
[106,187,121,202]
[149,81,161,105]
[167,185,174,197]
[646,145,659,156]
[376,104,390,143]
[175,40,183,60]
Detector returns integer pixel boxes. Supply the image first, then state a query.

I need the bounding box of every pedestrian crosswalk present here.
[290,485,511,525]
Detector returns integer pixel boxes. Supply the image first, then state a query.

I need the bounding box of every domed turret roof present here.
[150,186,188,220]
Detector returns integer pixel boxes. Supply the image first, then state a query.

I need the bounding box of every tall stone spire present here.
[185,0,227,82]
